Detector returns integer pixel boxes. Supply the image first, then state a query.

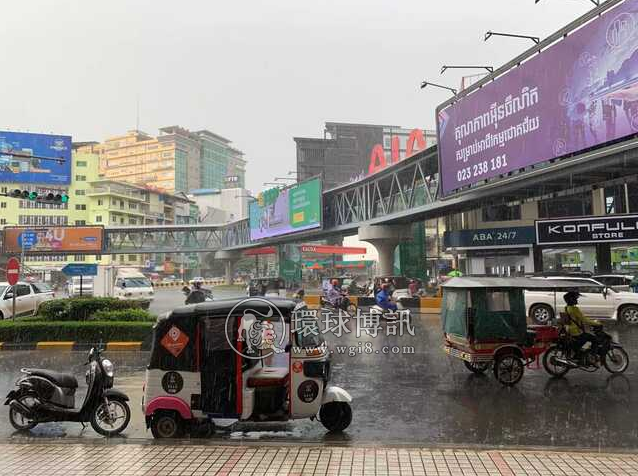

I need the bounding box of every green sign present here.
[394,222,426,281]
[290,178,321,229]
[279,244,302,283]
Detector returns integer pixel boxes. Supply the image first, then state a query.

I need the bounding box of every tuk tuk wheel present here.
[319,402,352,432]
[463,361,490,374]
[150,411,185,439]
[493,354,524,386]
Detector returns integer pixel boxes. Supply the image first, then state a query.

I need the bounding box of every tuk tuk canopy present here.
[149,298,297,372]
[441,277,595,342]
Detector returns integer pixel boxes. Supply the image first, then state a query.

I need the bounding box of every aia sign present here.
[368,128,427,176]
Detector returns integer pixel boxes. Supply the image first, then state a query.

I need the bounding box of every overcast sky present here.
[1,0,594,192]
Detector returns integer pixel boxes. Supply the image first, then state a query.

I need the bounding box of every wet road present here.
[2,314,638,450]
[149,286,246,315]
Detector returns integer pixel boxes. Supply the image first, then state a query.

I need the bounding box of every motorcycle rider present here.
[185,279,208,304]
[325,279,345,309]
[376,283,398,312]
[563,290,601,363]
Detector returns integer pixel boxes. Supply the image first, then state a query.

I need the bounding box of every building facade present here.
[188,187,250,223]
[0,145,101,271]
[87,126,247,194]
[294,122,436,190]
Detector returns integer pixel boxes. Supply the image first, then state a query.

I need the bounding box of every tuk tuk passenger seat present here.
[247,367,289,388]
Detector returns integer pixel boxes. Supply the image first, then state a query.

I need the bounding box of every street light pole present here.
[484,31,540,44]
[420,81,457,96]
[535,0,599,5]
[441,65,494,75]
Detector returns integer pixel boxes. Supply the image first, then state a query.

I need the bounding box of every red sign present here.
[301,245,367,255]
[243,246,277,256]
[6,258,19,286]
[368,128,427,176]
[160,325,190,358]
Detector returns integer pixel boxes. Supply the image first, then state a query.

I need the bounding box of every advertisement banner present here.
[0,131,71,185]
[2,226,104,254]
[438,0,638,196]
[249,178,322,240]
[536,215,638,245]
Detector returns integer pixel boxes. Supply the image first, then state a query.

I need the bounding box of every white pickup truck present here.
[0,281,55,319]
[525,276,638,325]
[94,266,154,309]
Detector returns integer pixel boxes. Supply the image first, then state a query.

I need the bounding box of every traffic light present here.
[7,189,69,204]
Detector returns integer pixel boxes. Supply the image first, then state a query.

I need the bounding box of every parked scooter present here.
[4,347,131,436]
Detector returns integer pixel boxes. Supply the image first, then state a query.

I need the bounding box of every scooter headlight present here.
[102,359,115,378]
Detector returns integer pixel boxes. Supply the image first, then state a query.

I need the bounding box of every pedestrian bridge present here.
[102,134,638,256]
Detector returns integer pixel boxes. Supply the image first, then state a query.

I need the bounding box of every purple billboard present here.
[438,0,638,196]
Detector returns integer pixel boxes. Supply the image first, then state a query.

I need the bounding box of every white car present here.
[0,281,55,319]
[593,274,635,292]
[525,276,638,325]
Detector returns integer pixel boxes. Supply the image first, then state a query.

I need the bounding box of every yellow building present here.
[86,179,198,267]
[86,126,246,194]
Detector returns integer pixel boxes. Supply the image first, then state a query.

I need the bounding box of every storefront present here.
[535,214,638,274]
[443,226,536,276]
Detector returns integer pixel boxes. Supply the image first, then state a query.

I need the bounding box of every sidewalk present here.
[2,443,638,476]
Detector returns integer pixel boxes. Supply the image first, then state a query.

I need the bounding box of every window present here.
[129,203,137,209]
[74,255,86,261]
[75,204,87,210]
[75,175,86,181]
[482,204,521,222]
[97,199,103,206]
[75,189,86,196]
[76,160,87,167]
[95,215,102,223]
[487,291,511,312]
[605,185,626,214]
[120,218,124,224]
[94,254,102,260]
[128,254,137,262]
[538,191,593,218]
[75,220,86,225]
[129,218,137,225]
[16,284,31,297]
[0,202,5,208]
[0,219,6,225]
[1,186,6,193]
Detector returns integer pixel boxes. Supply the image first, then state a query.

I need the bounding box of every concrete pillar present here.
[358,224,412,276]
[596,243,612,274]
[214,250,242,285]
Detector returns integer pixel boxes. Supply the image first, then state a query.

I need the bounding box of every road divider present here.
[0,341,150,351]
[303,295,441,313]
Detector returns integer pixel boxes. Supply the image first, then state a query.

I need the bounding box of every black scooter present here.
[4,347,131,436]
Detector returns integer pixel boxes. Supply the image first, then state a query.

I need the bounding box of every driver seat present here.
[24,369,78,389]
[247,367,289,388]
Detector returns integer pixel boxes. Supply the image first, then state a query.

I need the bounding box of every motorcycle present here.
[320,293,358,316]
[4,347,131,436]
[543,325,629,377]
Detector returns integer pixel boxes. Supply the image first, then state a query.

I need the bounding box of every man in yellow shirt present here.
[564,291,601,361]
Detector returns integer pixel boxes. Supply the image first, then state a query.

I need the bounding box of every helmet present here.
[563,290,581,305]
[381,282,390,290]
[331,279,340,286]
[193,280,202,289]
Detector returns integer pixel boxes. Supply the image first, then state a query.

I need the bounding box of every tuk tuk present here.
[247,277,286,298]
[442,277,565,386]
[143,297,352,438]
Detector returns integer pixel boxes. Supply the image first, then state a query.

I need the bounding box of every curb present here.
[0,341,147,352]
